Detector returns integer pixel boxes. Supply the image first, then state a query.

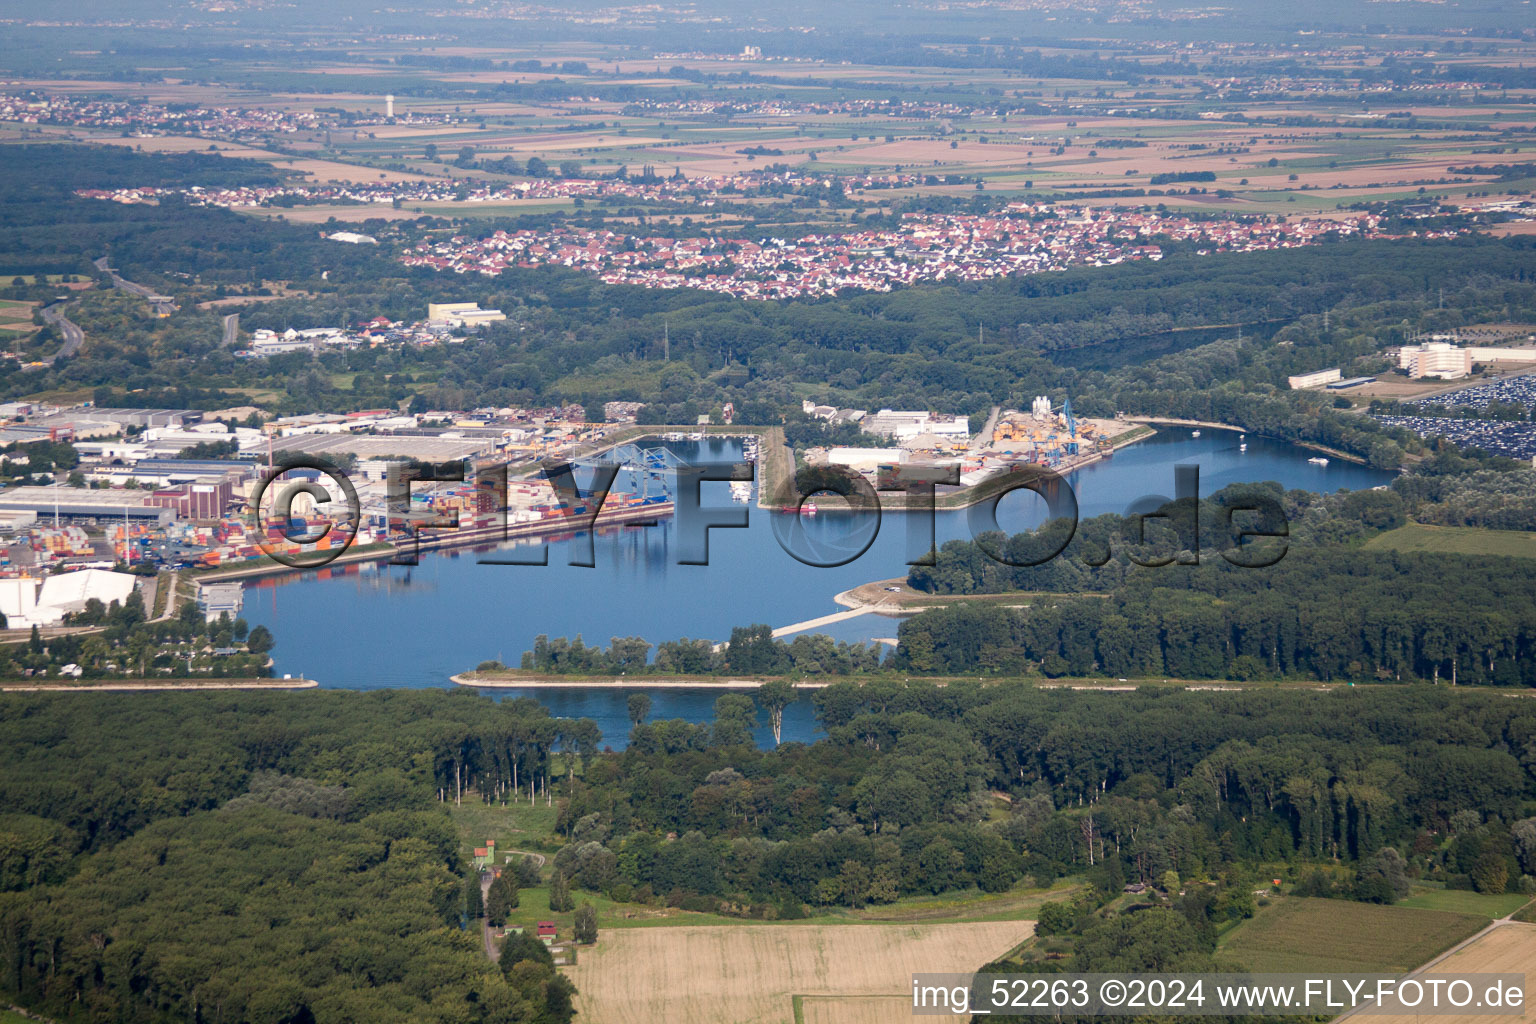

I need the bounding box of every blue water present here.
[244,429,1392,746]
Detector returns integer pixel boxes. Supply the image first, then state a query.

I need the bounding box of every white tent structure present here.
[0,569,138,628]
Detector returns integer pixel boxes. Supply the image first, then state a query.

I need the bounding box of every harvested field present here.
[799,995,913,1023]
[1369,922,1536,1024]
[565,921,1029,1024]
[79,135,436,182]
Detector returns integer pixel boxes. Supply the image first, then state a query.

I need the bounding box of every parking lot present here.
[1375,415,1536,459]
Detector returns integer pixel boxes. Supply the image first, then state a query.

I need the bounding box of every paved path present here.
[969,405,1001,457]
[770,606,881,639]
[1123,415,1246,433]
[504,849,546,867]
[709,596,893,651]
[151,573,177,621]
[222,312,239,347]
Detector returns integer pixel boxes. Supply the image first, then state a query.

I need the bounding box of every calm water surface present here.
[245,430,1392,746]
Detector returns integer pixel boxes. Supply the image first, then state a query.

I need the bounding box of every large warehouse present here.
[0,568,139,628]
[0,486,173,526]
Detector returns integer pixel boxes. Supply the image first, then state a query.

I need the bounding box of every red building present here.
[148,479,232,520]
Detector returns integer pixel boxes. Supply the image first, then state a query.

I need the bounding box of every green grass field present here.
[1398,888,1534,918]
[1218,897,1485,972]
[449,797,1069,933]
[1363,523,1536,559]
[450,796,564,857]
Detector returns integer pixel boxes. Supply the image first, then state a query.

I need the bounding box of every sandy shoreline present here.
[453,673,830,690]
[0,678,318,692]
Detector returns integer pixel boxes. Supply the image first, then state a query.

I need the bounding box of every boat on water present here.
[1191,430,1201,438]
[1307,456,1329,466]
[729,482,752,503]
[689,432,704,441]
[802,501,818,517]
[1239,443,1248,452]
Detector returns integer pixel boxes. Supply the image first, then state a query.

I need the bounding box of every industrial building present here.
[0,510,37,533]
[1397,340,1536,379]
[123,458,258,483]
[426,302,507,327]
[1398,342,1472,380]
[0,487,173,526]
[148,479,234,520]
[1287,368,1342,390]
[271,432,499,462]
[827,447,907,471]
[196,582,244,623]
[79,408,204,429]
[862,409,969,442]
[1464,346,1536,363]
[0,568,138,628]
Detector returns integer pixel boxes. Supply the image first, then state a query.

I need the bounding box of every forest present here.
[0,690,584,1024]
[519,536,1536,687]
[513,473,1536,688]
[893,546,1536,684]
[1,684,1533,1024]
[571,682,1536,927]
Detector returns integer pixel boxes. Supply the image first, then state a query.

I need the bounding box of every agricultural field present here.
[8,25,1536,224]
[1398,888,1535,918]
[1369,923,1536,1024]
[1363,524,1536,560]
[797,995,914,1023]
[1218,897,1487,973]
[566,920,1029,1024]
[0,300,37,341]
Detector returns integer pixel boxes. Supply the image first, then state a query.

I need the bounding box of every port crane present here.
[576,444,690,500]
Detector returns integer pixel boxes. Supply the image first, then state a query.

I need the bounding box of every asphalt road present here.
[38,301,83,365]
[222,312,239,347]
[94,255,174,316]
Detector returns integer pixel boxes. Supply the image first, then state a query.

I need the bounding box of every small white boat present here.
[1191,430,1201,438]
[1239,443,1247,452]
[729,482,752,503]
[1307,456,1329,466]
[802,501,818,517]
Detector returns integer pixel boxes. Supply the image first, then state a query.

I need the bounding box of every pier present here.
[769,607,881,639]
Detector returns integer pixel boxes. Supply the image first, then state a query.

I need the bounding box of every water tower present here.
[385,94,394,118]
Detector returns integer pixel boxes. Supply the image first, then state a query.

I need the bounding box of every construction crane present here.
[1063,397,1079,455]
